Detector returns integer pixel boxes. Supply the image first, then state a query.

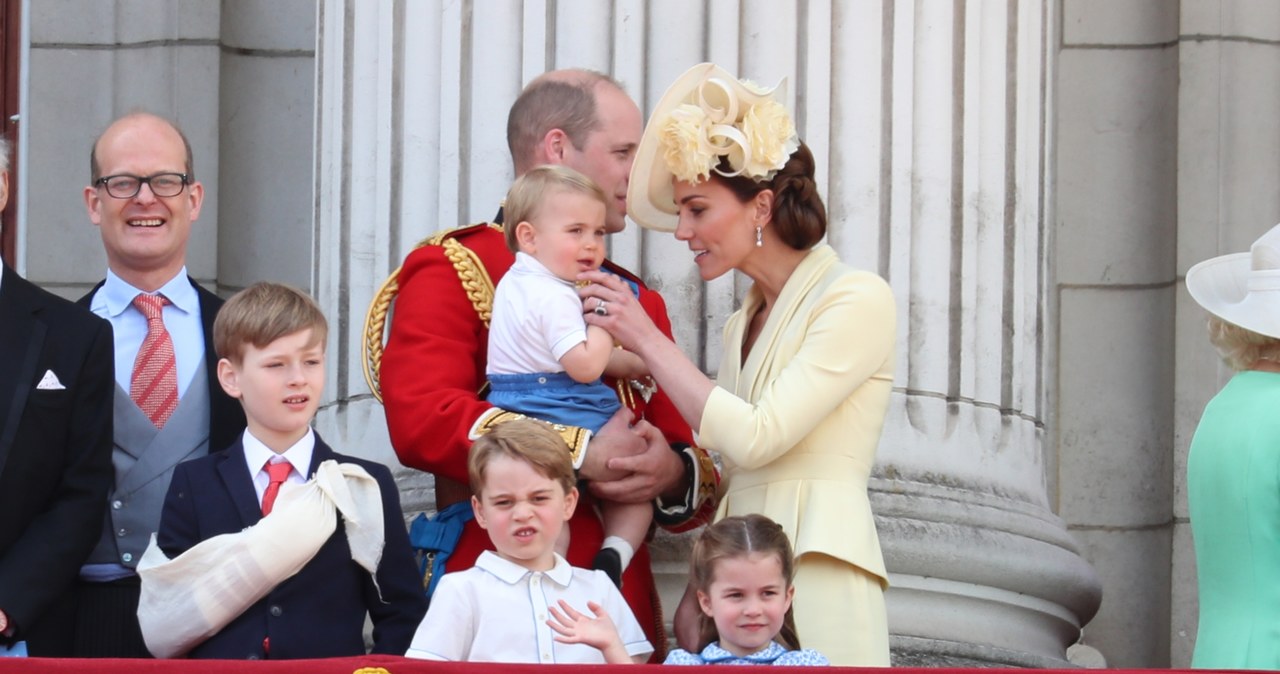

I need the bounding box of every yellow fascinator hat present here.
[627,63,799,232]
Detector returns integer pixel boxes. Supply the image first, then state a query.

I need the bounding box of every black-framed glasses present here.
[94,173,189,199]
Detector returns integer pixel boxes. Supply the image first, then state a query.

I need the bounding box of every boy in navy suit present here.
[142,282,425,659]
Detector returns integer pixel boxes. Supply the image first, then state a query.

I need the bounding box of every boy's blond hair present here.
[213,282,328,364]
[502,164,607,253]
[468,419,576,496]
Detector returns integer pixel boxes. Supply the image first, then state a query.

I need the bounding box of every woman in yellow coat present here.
[580,63,896,667]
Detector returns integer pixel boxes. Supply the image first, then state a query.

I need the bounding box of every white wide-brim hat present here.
[627,63,794,232]
[1186,223,1280,339]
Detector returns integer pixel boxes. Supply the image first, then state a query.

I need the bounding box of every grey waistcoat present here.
[85,360,213,568]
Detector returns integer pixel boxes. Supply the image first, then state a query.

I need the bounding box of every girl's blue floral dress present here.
[664,641,829,666]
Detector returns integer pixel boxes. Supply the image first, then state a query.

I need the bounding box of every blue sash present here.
[408,500,475,599]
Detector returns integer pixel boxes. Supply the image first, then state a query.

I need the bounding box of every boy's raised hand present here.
[546,599,635,664]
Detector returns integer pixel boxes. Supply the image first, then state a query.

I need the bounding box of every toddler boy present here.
[487,165,653,585]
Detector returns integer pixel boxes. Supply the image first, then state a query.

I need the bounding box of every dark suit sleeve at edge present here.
[364,462,427,654]
[0,317,114,636]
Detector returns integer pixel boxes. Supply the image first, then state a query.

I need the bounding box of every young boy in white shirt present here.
[404,419,651,663]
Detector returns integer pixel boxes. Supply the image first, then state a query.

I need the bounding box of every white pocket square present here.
[36,369,66,390]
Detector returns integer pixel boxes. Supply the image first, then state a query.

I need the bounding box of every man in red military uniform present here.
[380,70,718,659]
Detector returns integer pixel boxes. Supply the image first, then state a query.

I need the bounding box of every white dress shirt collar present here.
[242,427,316,500]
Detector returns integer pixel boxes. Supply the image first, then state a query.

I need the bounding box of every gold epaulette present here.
[437,235,499,329]
[361,222,502,403]
[473,409,590,468]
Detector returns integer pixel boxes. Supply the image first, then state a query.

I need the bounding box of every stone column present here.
[861,0,1101,666]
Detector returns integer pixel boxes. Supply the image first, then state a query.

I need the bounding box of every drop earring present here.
[755,225,763,247]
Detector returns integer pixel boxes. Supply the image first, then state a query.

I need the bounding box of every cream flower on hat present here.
[630,63,799,232]
[741,99,799,179]
[661,104,716,185]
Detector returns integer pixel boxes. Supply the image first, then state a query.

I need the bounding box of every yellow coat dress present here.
[699,244,895,666]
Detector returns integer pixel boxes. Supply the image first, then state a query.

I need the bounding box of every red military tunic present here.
[381,221,717,659]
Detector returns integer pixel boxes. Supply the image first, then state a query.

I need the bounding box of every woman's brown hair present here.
[714,142,826,251]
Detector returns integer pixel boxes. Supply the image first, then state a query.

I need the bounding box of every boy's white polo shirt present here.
[405,550,652,663]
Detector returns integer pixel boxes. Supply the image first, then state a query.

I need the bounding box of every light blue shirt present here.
[90,267,204,396]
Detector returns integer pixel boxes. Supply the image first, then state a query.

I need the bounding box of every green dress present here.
[1188,370,1280,669]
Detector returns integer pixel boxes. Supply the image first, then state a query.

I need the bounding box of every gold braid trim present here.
[691,446,720,508]
[361,225,499,404]
[473,409,590,467]
[614,379,634,409]
[439,237,496,328]
[362,267,401,404]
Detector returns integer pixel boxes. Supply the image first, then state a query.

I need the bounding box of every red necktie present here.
[130,294,178,428]
[261,461,293,516]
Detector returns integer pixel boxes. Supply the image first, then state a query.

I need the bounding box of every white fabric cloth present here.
[487,252,589,375]
[241,428,314,503]
[136,460,385,658]
[405,550,651,663]
[90,267,204,396]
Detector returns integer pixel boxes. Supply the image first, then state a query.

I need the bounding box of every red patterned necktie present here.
[130,293,178,428]
[261,461,293,516]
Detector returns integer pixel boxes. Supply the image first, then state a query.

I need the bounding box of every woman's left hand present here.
[578,269,662,354]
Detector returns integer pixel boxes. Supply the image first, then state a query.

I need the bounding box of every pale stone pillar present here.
[313,0,1101,666]
[862,0,1101,665]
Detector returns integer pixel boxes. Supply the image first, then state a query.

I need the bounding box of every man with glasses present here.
[29,113,245,657]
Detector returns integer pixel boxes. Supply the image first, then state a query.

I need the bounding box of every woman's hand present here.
[579,269,717,434]
[578,270,663,355]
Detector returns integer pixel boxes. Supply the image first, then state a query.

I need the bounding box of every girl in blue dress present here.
[664,515,829,666]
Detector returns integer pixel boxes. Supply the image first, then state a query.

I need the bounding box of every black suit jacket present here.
[0,264,114,641]
[79,277,246,454]
[156,434,427,659]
